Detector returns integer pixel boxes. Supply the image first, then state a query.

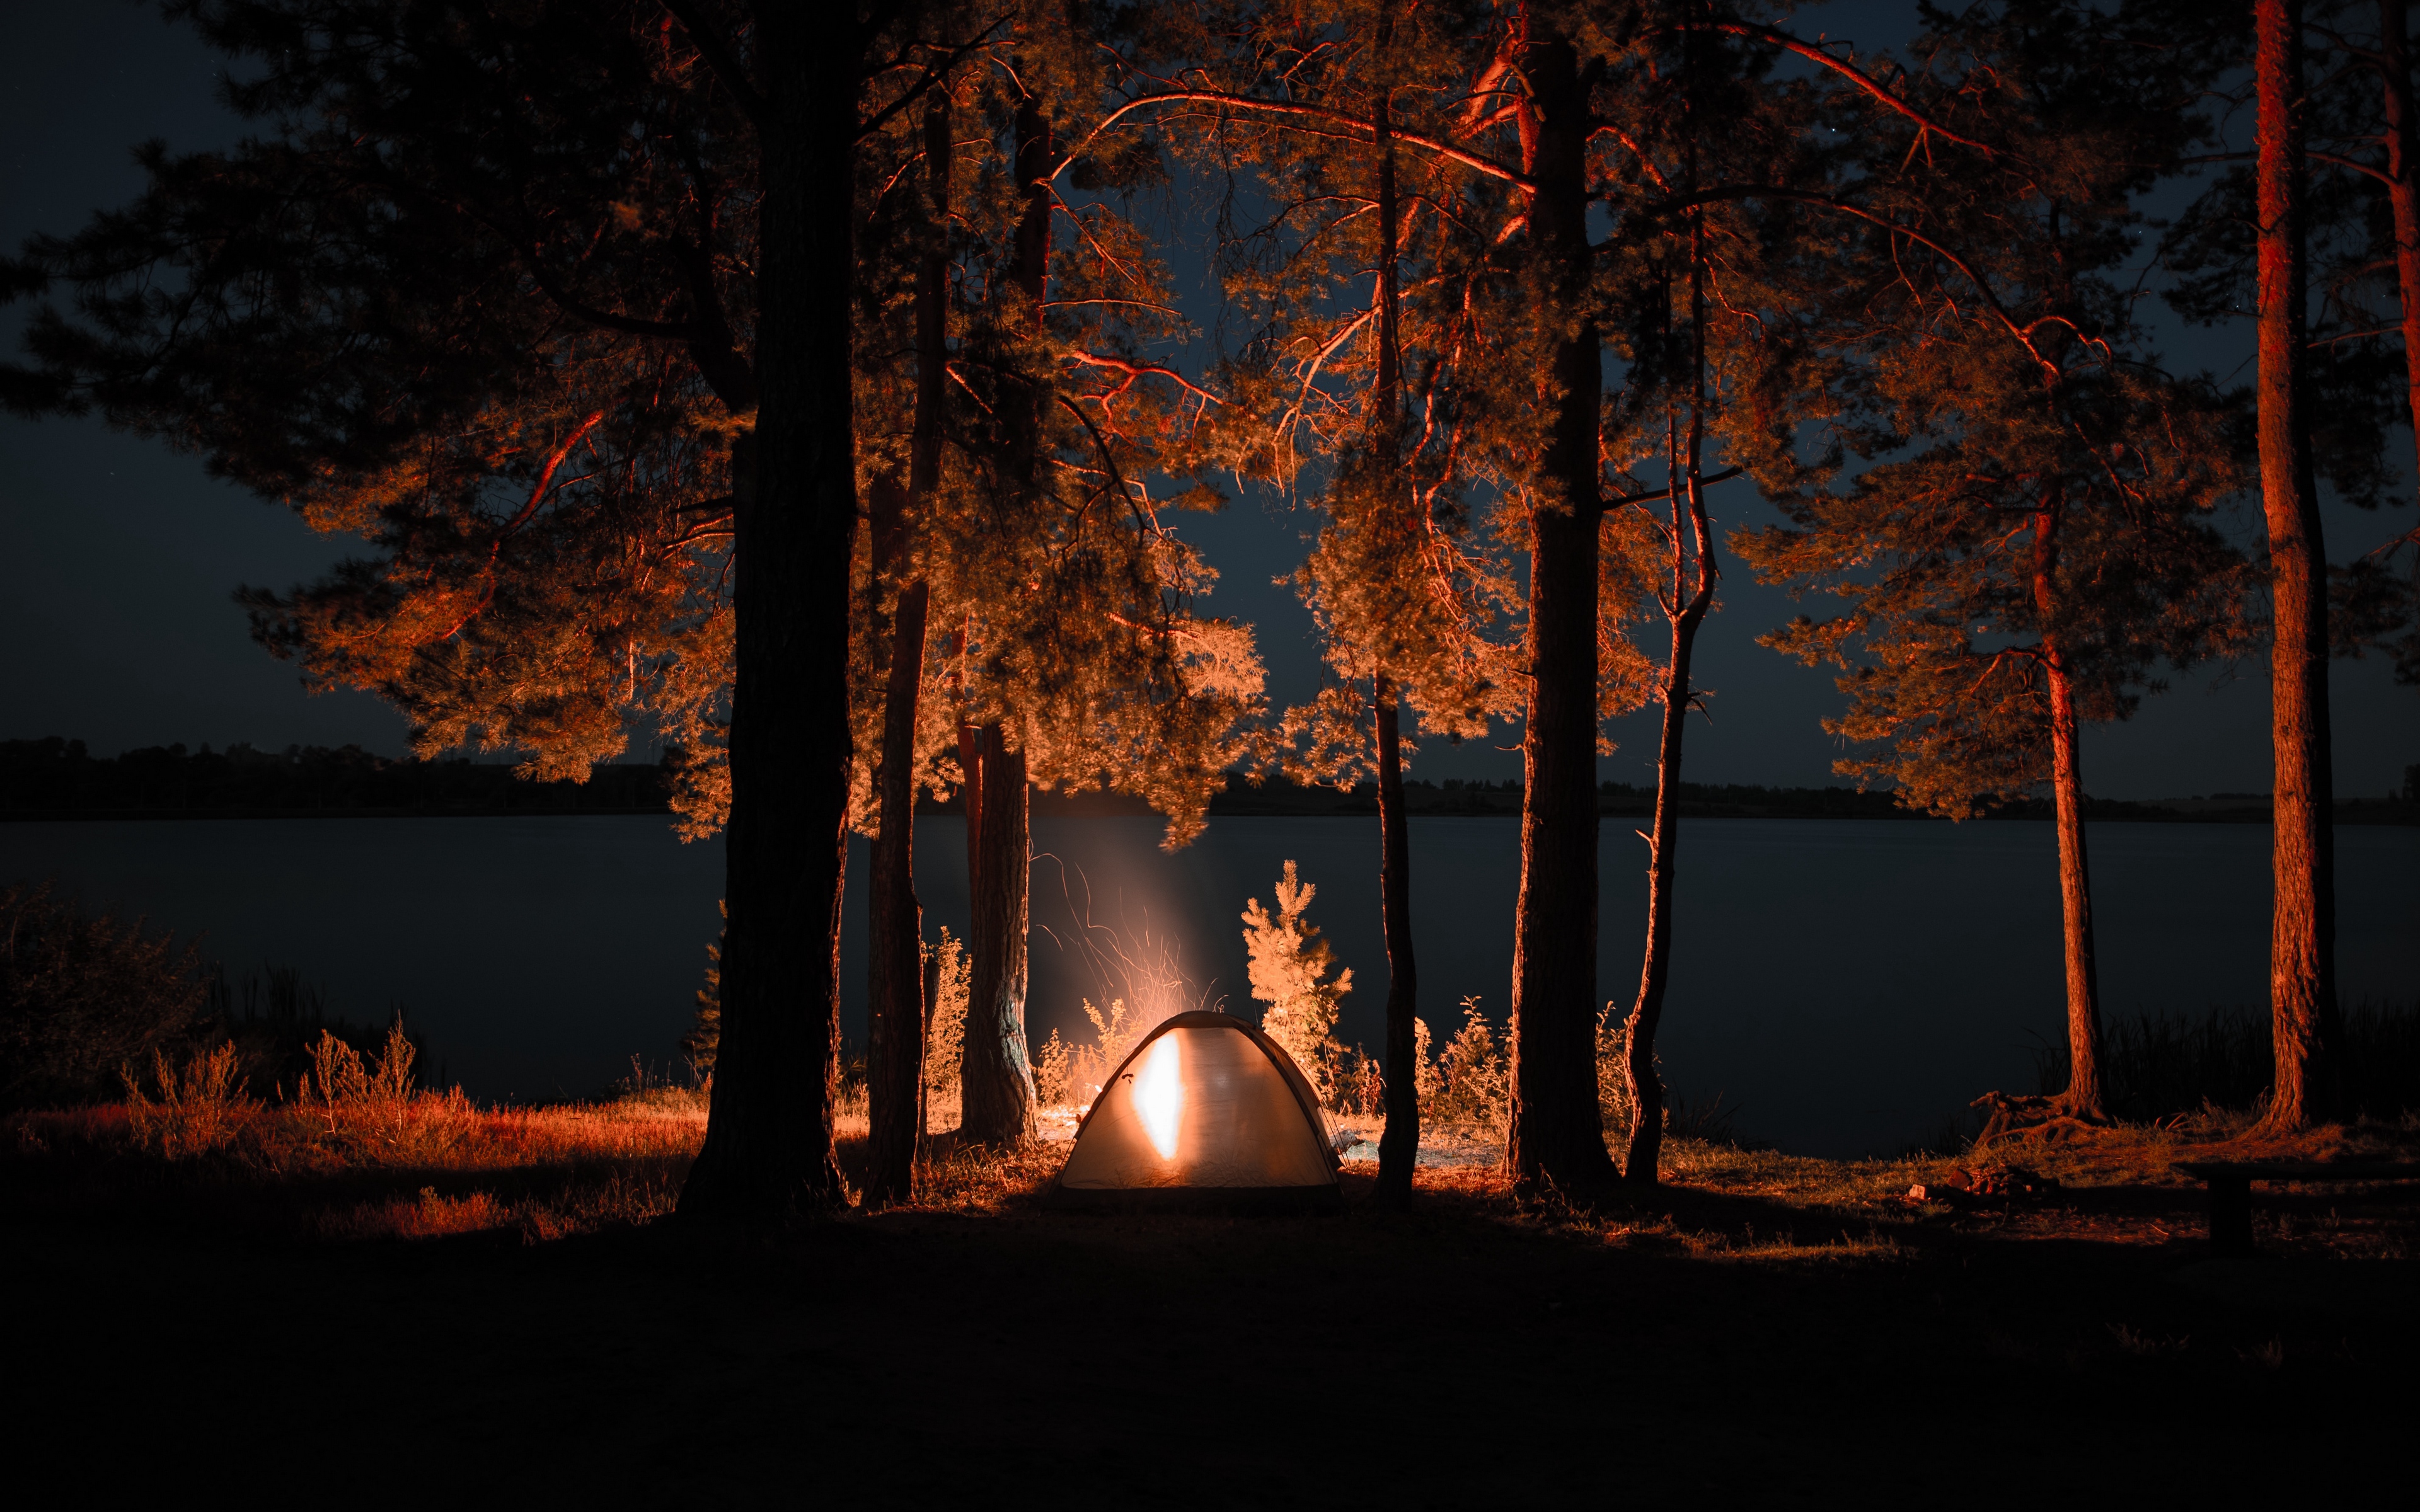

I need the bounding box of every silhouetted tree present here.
[1155,0,1521,1205]
[1739,0,2255,1127]
[3,0,989,1217]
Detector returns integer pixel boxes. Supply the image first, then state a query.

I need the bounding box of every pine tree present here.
[1241,861,1354,1097]
[1736,0,2256,1129]
[1150,0,1521,1203]
[3,1,992,1217]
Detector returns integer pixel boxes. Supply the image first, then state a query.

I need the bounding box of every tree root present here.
[1970,1090,2111,1149]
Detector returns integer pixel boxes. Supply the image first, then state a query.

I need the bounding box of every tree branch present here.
[1059,91,1532,191]
[1691,23,1999,158]
[659,1,764,127]
[1654,186,2060,381]
[855,20,1010,145]
[1594,466,1742,514]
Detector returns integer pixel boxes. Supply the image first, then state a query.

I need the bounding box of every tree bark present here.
[2380,0,2420,505]
[1622,94,1721,1186]
[1507,32,1617,1197]
[959,722,1034,1141]
[864,95,952,1204]
[2031,493,2107,1118]
[1368,6,1419,1211]
[955,89,1050,1145]
[2254,0,2341,1129]
[1373,680,1419,1208]
[677,2,853,1219]
[1622,411,1717,1186]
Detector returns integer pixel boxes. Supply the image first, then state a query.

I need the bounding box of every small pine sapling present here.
[1034,1028,1072,1107]
[919,928,971,1128]
[1240,862,1354,1099]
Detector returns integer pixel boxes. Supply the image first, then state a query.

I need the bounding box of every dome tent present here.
[1046,1011,1344,1211]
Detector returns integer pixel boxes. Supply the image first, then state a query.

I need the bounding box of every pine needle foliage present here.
[1732,0,2259,818]
[1240,861,1354,1097]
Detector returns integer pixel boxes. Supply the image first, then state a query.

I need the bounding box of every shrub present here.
[1335,1045,1385,1120]
[210,962,421,1102]
[681,901,724,1079]
[1067,997,1146,1108]
[1034,1027,1072,1105]
[1596,1002,1647,1140]
[1240,861,1352,1099]
[921,927,969,1122]
[122,1041,255,1158]
[1412,1016,1437,1108]
[1427,998,1509,1137]
[1,879,206,1109]
[297,1022,462,1156]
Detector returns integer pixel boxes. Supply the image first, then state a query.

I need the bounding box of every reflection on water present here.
[5,814,2411,1155]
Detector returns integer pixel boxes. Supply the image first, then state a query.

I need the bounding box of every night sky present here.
[4,1,2413,798]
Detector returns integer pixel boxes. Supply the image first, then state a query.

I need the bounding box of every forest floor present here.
[6,1096,2414,1503]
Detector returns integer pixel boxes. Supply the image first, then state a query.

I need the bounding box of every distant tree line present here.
[0,737,671,816]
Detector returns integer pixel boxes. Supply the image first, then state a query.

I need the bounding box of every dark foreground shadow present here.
[8,1152,2416,1506]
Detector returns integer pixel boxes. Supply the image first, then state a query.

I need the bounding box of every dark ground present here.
[6,1162,2412,1504]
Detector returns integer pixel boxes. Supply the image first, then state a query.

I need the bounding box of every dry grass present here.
[11,1034,707,1244]
[18,1026,2420,1268]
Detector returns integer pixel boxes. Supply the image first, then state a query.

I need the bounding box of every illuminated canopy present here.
[1046,1011,1342,1211]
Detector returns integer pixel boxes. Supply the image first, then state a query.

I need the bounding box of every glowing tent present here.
[1046,1011,1344,1211]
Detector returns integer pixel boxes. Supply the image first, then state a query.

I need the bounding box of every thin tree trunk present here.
[1619,80,1720,1187]
[956,90,1050,1144]
[1368,3,1419,1210]
[865,475,923,1201]
[1507,32,1616,1196]
[2255,0,2341,1129]
[1622,400,1717,1186]
[1621,598,1691,1184]
[678,3,852,1218]
[2043,656,2106,1115]
[1373,680,1419,1207]
[865,95,952,1203]
[960,723,1034,1141]
[2030,493,2107,1118]
[2381,0,2420,504]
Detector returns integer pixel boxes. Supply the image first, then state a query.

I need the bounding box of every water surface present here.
[6,815,2409,1154]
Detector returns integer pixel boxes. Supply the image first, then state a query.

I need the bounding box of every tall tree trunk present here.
[2255,0,2341,1129]
[678,3,853,1218]
[2382,0,2420,503]
[1621,599,1693,1185]
[1507,32,1616,1196]
[1373,681,1419,1207]
[865,477,925,1200]
[957,89,1051,1144]
[2043,656,2106,1114]
[1368,4,1420,1210]
[2031,492,2106,1118]
[960,723,1034,1140]
[1621,418,1717,1186]
[1622,116,1719,1185]
[865,95,952,1203]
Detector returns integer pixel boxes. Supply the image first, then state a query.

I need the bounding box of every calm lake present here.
[6,815,2412,1155]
